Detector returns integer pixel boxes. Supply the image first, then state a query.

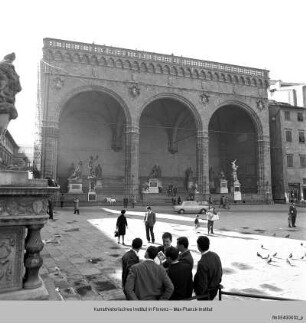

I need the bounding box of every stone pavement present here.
[40,204,306,301]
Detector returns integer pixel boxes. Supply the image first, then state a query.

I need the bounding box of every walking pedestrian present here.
[116,209,128,245]
[144,206,156,243]
[123,197,128,208]
[288,202,297,227]
[165,246,193,300]
[60,193,64,208]
[125,246,174,300]
[194,236,222,300]
[177,196,182,205]
[194,214,200,230]
[73,197,80,214]
[121,238,143,297]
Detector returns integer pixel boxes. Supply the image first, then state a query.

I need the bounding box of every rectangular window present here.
[297,112,304,122]
[285,129,292,142]
[300,155,306,168]
[303,178,306,185]
[299,131,305,143]
[284,111,290,121]
[287,154,293,167]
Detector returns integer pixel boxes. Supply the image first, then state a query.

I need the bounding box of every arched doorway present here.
[57,90,127,193]
[208,104,258,194]
[139,97,198,196]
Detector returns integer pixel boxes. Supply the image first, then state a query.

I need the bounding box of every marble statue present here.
[68,161,83,181]
[88,155,99,177]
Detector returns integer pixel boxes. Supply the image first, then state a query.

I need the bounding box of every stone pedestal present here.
[88,191,97,201]
[148,178,162,193]
[218,179,228,194]
[0,170,58,300]
[95,179,103,192]
[68,183,83,194]
[233,181,242,201]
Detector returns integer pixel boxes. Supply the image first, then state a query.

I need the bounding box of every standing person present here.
[208,195,213,206]
[219,196,224,208]
[194,214,200,230]
[288,202,297,227]
[165,246,193,300]
[60,193,64,208]
[125,246,174,300]
[123,197,128,209]
[177,196,182,205]
[116,210,128,245]
[224,196,230,209]
[157,232,172,268]
[144,206,156,244]
[47,198,54,220]
[73,197,80,214]
[121,238,143,297]
[176,236,194,270]
[206,207,219,235]
[194,236,222,300]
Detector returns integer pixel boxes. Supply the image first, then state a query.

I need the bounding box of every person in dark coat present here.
[123,197,128,208]
[176,236,194,270]
[194,236,222,300]
[116,209,128,245]
[47,198,54,220]
[121,238,143,297]
[288,202,297,227]
[166,246,193,300]
[157,232,172,268]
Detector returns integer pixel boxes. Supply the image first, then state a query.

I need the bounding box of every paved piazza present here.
[40,204,306,301]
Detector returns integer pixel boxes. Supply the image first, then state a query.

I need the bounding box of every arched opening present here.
[139,97,198,195]
[58,90,127,193]
[208,105,258,194]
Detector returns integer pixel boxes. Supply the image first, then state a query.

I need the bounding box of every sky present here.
[1,0,306,152]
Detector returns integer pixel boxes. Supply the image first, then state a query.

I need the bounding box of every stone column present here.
[125,125,140,200]
[41,123,59,179]
[23,223,45,289]
[196,131,209,196]
[257,135,272,200]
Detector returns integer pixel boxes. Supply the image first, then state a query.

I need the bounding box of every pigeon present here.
[285,234,290,238]
[257,252,263,258]
[261,244,268,250]
[272,252,277,257]
[267,257,272,264]
[286,258,293,266]
[288,253,292,258]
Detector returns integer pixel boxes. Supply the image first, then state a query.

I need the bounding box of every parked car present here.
[173,201,209,214]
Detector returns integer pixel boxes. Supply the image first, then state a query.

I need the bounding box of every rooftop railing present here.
[44,38,269,78]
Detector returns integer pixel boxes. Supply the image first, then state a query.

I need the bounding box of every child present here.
[194,214,200,231]
[73,197,80,214]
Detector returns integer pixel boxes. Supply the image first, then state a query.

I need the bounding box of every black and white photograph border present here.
[0,0,306,322]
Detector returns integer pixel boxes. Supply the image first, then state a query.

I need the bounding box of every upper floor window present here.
[284,111,291,121]
[300,155,306,168]
[285,129,292,142]
[297,112,304,122]
[287,154,293,168]
[299,130,305,143]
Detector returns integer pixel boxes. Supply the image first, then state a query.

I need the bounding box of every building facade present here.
[39,38,272,201]
[269,102,306,201]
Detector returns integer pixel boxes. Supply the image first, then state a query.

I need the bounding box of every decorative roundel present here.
[32,200,44,215]
[6,201,18,216]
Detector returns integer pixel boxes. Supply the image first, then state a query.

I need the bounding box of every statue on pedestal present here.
[88,155,99,178]
[68,161,83,183]
[231,160,239,182]
[150,164,161,179]
[95,163,103,179]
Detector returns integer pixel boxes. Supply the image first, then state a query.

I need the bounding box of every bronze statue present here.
[0,53,21,120]
[150,164,161,178]
[95,163,103,179]
[69,161,83,181]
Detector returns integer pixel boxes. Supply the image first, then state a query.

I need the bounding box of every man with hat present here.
[144,206,156,244]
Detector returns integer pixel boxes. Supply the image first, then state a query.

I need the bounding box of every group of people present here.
[121,233,223,301]
[194,206,219,235]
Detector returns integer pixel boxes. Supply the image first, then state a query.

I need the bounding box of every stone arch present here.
[45,49,54,60]
[116,59,124,69]
[240,76,245,85]
[82,54,90,64]
[156,64,163,74]
[252,78,257,87]
[214,72,219,81]
[124,59,132,69]
[246,77,251,86]
[171,66,178,76]
[193,69,200,79]
[227,74,233,83]
[207,71,213,80]
[200,70,206,79]
[57,85,132,125]
[138,92,203,130]
[164,65,171,75]
[133,61,140,71]
[186,68,192,78]
[64,52,72,62]
[140,62,148,72]
[54,51,64,61]
[178,67,185,77]
[72,52,81,63]
[148,63,155,73]
[91,55,99,65]
[99,56,107,66]
[211,100,263,138]
[234,75,239,84]
[108,57,116,67]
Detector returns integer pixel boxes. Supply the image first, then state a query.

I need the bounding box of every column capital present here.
[125,125,140,134]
